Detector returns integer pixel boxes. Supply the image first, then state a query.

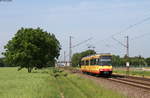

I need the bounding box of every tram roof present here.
[81,53,111,61]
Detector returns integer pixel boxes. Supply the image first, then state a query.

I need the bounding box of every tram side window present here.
[92,59,94,65]
[93,59,96,65]
[93,59,95,65]
[88,60,89,65]
[96,59,99,65]
[90,59,94,65]
[98,59,100,65]
[90,59,92,65]
[86,60,89,65]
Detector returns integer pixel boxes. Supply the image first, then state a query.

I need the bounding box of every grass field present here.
[113,68,150,77]
[0,67,126,98]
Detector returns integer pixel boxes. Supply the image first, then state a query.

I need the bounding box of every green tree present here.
[0,58,5,67]
[71,53,82,67]
[3,27,61,72]
[146,57,150,66]
[71,50,96,67]
[80,50,96,57]
[112,55,147,67]
[112,55,121,67]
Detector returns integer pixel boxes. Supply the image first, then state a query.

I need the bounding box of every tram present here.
[81,53,112,75]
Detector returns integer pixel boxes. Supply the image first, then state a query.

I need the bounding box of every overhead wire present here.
[130,32,150,41]
[61,16,150,60]
[112,17,150,37]
[94,16,150,47]
[94,16,150,54]
[72,37,93,48]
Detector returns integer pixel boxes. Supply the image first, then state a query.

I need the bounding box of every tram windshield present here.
[99,56,112,66]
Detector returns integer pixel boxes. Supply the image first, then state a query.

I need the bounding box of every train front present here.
[99,55,112,75]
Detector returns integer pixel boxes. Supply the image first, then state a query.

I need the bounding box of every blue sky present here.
[0,0,150,60]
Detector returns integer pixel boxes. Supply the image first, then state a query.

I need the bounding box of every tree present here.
[112,55,147,67]
[146,57,150,66]
[3,27,61,72]
[80,50,96,57]
[0,58,5,67]
[112,55,121,67]
[71,53,82,67]
[71,50,96,67]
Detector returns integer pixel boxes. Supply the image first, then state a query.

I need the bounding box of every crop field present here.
[0,67,126,98]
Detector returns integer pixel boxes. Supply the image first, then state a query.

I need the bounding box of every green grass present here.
[0,67,126,98]
[113,69,150,77]
[0,67,60,98]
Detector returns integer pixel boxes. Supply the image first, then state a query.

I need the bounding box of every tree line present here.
[71,50,150,67]
[112,55,150,67]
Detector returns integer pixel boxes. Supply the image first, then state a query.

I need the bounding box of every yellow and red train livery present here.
[81,53,112,75]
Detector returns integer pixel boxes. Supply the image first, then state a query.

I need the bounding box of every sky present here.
[0,0,150,60]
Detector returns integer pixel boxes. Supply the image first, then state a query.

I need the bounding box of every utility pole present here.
[67,37,93,66]
[112,36,129,57]
[126,36,129,57]
[112,35,130,76]
[125,36,130,77]
[64,51,66,66]
[69,36,72,66]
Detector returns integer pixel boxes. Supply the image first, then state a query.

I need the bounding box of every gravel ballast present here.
[77,73,150,98]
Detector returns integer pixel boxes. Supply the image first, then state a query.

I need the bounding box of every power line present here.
[65,16,150,60]
[112,17,150,37]
[112,36,126,47]
[94,16,150,46]
[130,32,150,41]
[100,16,150,55]
[88,16,150,58]
[66,37,93,65]
[72,37,93,48]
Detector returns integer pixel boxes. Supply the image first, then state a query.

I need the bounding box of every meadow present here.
[0,67,126,98]
[113,68,150,77]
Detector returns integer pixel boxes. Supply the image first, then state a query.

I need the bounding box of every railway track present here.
[101,74,150,91]
[110,74,150,91]
[61,67,150,91]
[108,77,150,91]
[112,74,150,82]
